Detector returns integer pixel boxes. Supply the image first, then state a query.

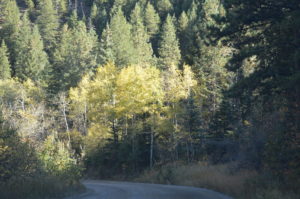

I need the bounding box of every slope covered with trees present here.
[0,0,299,198]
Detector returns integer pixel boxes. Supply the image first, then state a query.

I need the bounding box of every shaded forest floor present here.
[0,177,85,199]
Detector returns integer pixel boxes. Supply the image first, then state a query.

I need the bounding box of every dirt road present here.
[66,180,233,199]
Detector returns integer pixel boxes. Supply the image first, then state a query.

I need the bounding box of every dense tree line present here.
[0,0,299,197]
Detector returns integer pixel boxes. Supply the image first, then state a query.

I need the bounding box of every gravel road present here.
[66,180,233,199]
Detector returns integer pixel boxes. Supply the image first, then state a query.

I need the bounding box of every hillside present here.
[0,0,299,198]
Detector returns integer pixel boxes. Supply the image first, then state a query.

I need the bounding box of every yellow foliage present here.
[88,62,118,120]
[22,79,45,104]
[69,62,198,140]
[69,74,90,116]
[116,65,164,116]
[163,64,197,103]
[85,123,112,151]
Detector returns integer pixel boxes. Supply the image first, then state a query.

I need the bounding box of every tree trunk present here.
[112,119,118,145]
[83,102,87,135]
[150,114,155,168]
[150,129,154,168]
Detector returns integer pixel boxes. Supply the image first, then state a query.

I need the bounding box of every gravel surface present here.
[66,180,233,199]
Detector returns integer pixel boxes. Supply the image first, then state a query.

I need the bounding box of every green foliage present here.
[110,7,136,66]
[0,0,298,195]
[99,24,115,65]
[178,11,188,33]
[144,2,160,38]
[216,0,300,182]
[38,135,82,182]
[158,14,181,69]
[156,0,173,18]
[52,21,98,91]
[0,0,20,43]
[15,13,49,83]
[0,40,11,79]
[36,0,59,52]
[130,3,155,66]
[0,127,39,182]
[0,0,20,66]
[0,122,83,199]
[24,0,34,9]
[53,0,68,15]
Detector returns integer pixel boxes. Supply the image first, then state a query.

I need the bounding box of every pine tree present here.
[130,3,154,66]
[137,0,148,9]
[180,1,199,65]
[52,0,67,15]
[90,2,108,35]
[0,0,20,66]
[158,14,181,70]
[156,0,173,18]
[187,0,198,22]
[144,2,160,39]
[178,11,188,33]
[178,10,195,65]
[67,11,80,29]
[99,23,115,65]
[110,7,135,67]
[52,21,98,91]
[110,0,126,16]
[90,2,98,20]
[15,13,49,82]
[219,0,300,178]
[0,0,20,42]
[0,40,11,80]
[193,0,231,117]
[36,0,59,52]
[24,0,34,10]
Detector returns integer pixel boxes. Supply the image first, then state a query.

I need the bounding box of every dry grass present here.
[135,162,299,199]
[171,163,256,196]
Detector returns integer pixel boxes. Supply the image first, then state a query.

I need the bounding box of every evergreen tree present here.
[177,1,199,65]
[193,0,232,128]
[156,0,173,18]
[110,0,126,16]
[144,2,160,39]
[110,7,135,67]
[90,2,108,35]
[99,23,115,65]
[219,0,300,179]
[90,2,98,20]
[187,0,198,22]
[0,0,20,42]
[15,13,49,82]
[36,0,59,52]
[0,0,20,67]
[52,21,98,91]
[52,0,67,15]
[24,0,35,10]
[158,14,181,70]
[0,40,11,80]
[137,0,148,9]
[130,3,154,66]
[178,11,191,63]
[178,11,188,33]
[67,11,80,29]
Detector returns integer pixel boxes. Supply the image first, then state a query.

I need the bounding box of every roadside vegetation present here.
[136,162,299,199]
[0,0,299,198]
[0,123,84,199]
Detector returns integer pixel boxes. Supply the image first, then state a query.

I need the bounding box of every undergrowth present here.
[135,162,299,199]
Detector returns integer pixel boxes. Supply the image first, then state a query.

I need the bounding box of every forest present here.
[0,0,299,198]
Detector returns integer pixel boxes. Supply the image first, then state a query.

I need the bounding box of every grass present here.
[134,162,299,199]
[0,176,85,199]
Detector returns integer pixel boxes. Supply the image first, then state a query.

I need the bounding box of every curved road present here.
[67,180,233,199]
